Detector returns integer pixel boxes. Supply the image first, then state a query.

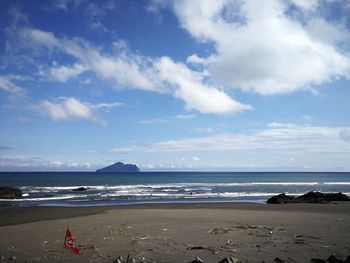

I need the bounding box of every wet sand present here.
[0,202,349,262]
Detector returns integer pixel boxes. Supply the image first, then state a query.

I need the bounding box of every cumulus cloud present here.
[40,62,86,82]
[154,56,252,114]
[39,97,93,121]
[154,0,350,95]
[36,97,121,124]
[18,27,250,115]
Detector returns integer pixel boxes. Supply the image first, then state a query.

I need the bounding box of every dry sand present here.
[0,202,349,263]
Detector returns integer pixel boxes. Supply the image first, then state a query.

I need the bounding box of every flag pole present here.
[59,224,69,263]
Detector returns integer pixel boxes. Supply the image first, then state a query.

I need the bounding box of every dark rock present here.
[311,259,326,263]
[96,162,140,173]
[274,258,285,263]
[327,255,344,263]
[298,192,349,203]
[267,193,296,204]
[0,187,22,199]
[218,257,242,263]
[324,192,350,201]
[72,187,87,192]
[345,255,350,263]
[267,191,349,204]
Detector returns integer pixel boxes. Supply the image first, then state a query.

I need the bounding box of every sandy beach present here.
[0,202,349,263]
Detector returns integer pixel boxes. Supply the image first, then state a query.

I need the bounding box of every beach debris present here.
[208,227,231,234]
[63,227,82,255]
[311,259,326,263]
[188,257,204,263]
[41,240,48,247]
[78,244,96,250]
[293,239,310,246]
[294,235,321,240]
[187,245,217,253]
[137,236,151,240]
[274,258,285,263]
[111,256,123,263]
[222,239,232,248]
[187,246,207,250]
[104,229,116,240]
[217,257,242,263]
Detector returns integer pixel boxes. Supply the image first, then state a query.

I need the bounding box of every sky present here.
[0,0,350,171]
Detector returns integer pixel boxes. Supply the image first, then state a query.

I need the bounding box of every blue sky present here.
[0,0,349,171]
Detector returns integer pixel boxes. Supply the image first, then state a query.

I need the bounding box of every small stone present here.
[8,256,16,261]
[274,258,285,263]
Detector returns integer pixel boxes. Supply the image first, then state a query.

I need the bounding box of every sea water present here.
[0,172,349,207]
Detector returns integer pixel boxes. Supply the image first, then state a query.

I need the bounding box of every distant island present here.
[96,162,140,173]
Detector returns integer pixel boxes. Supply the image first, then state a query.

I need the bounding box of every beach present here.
[0,202,349,263]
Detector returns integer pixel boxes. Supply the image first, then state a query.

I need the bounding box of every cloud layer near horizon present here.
[112,123,350,154]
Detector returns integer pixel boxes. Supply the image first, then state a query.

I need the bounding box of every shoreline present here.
[1,201,349,226]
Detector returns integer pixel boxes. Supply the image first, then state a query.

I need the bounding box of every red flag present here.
[63,228,82,255]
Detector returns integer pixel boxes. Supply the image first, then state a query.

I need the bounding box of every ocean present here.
[0,172,350,207]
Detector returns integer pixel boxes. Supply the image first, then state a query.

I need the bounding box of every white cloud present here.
[22,28,157,91]
[41,62,86,82]
[302,115,312,121]
[154,56,252,114]
[266,122,299,128]
[89,102,123,111]
[39,97,92,121]
[19,27,251,115]
[0,75,25,94]
[175,114,196,120]
[110,124,350,154]
[195,127,223,134]
[339,129,350,142]
[289,0,319,11]
[139,118,169,124]
[157,0,350,95]
[192,156,200,161]
[0,154,95,171]
[36,97,121,124]
[47,0,85,11]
